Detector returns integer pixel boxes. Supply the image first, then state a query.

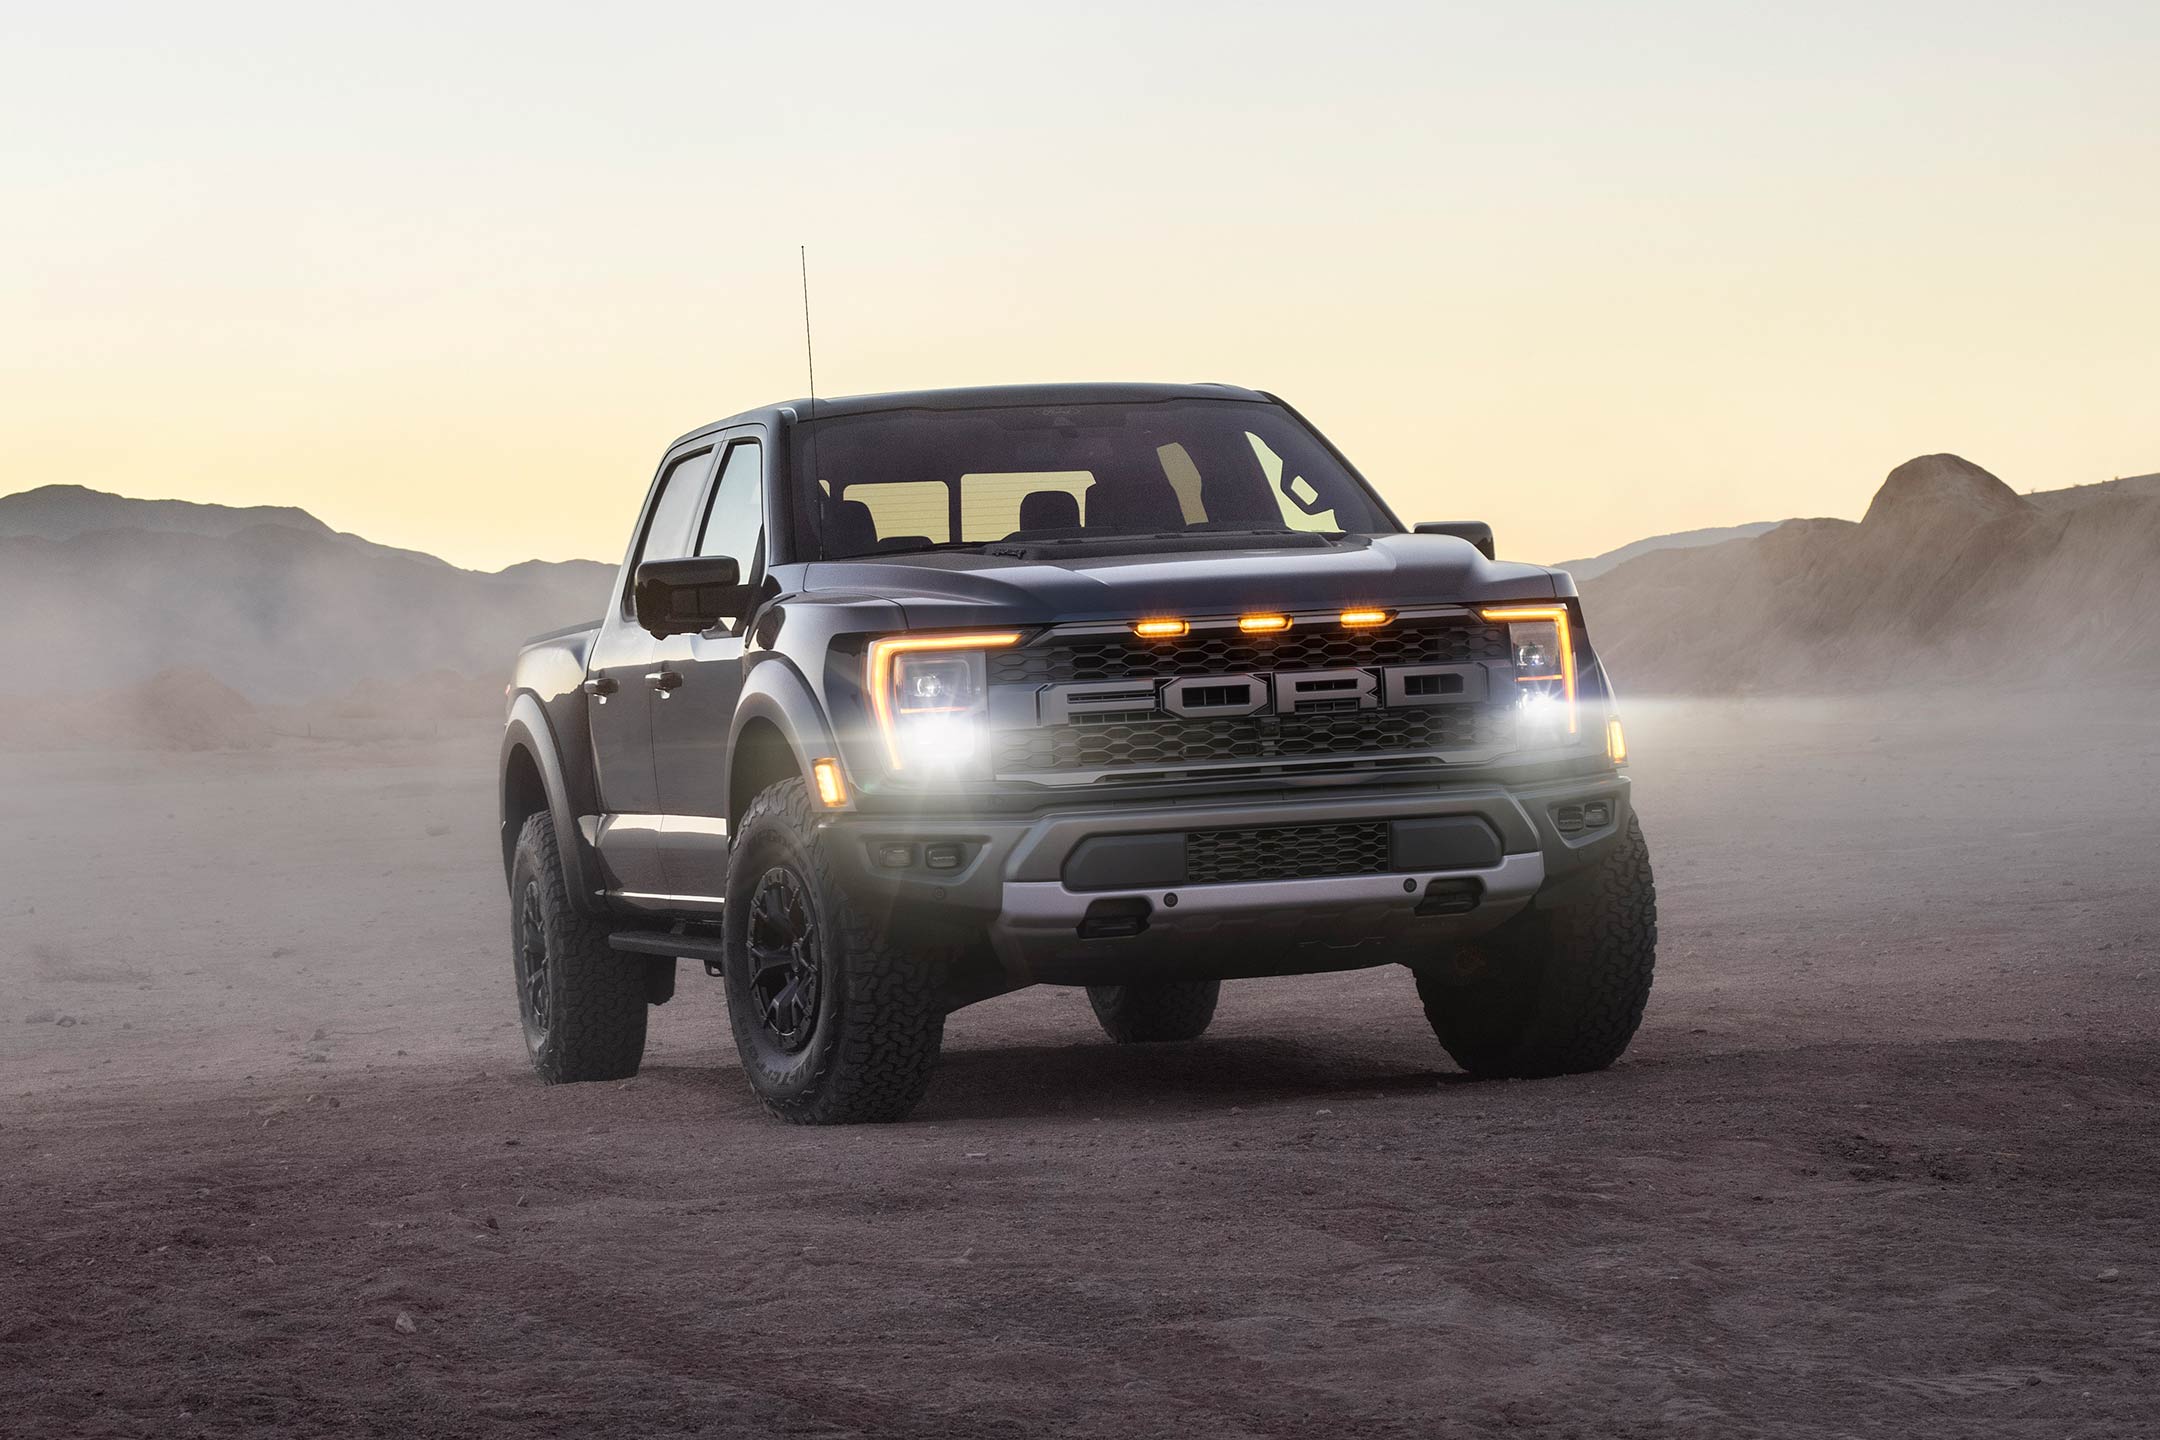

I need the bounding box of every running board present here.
[609,928,729,976]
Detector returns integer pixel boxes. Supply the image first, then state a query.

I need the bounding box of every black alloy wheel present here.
[746,863,822,1053]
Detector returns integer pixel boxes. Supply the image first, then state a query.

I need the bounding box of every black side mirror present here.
[633,555,744,637]
[1413,521,1495,560]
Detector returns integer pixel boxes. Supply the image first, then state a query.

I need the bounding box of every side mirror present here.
[633,555,744,637]
[1413,521,1495,560]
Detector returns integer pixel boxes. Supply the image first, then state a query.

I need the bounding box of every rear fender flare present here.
[501,694,604,915]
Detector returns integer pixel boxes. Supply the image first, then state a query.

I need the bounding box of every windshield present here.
[788,398,1398,559]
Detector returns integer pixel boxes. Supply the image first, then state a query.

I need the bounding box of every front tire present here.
[720,778,947,1124]
[509,810,649,1083]
[1086,981,1220,1043]
[1414,814,1657,1078]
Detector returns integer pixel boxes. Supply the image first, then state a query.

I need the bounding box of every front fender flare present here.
[725,656,841,821]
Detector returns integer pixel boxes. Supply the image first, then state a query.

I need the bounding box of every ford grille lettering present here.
[1036,664,1488,725]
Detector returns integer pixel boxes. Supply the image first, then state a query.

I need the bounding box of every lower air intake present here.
[1185,821,1392,885]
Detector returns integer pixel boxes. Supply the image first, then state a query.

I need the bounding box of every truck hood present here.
[798,534,1563,630]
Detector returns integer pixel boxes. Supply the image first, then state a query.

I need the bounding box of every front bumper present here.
[820,771,1633,985]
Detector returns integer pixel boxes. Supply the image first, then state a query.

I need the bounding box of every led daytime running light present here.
[866,632,1021,769]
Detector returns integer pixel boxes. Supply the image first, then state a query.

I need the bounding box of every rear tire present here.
[1086,981,1221,1044]
[509,811,649,1083]
[720,778,947,1124]
[1414,814,1657,1078]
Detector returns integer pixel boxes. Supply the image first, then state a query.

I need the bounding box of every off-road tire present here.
[509,810,649,1083]
[1415,814,1657,1078]
[721,777,947,1124]
[1086,981,1221,1044]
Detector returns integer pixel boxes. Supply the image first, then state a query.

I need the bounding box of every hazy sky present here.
[6,1,2156,570]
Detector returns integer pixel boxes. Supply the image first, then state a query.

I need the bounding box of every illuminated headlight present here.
[867,633,1020,771]
[1481,605,1579,740]
[1506,618,1561,673]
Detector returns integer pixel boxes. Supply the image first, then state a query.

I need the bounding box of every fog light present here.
[1583,800,1612,828]
[924,843,964,871]
[876,842,917,869]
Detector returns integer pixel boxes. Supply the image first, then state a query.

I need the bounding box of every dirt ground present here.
[3,698,2156,1439]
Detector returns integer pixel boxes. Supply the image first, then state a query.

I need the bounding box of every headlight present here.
[866,632,1021,771]
[1481,605,1579,739]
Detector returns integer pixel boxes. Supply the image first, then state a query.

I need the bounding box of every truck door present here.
[585,443,716,897]
[650,434,766,897]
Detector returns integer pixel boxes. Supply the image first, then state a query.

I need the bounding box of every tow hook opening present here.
[1078,896,1152,940]
[1416,878,1482,917]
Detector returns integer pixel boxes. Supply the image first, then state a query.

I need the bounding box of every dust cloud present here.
[3,693,2154,1435]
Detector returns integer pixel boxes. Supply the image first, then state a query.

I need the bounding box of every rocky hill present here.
[1556,521,1783,582]
[1583,454,2160,694]
[0,488,613,702]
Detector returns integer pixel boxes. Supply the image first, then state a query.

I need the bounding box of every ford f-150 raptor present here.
[499,383,1655,1123]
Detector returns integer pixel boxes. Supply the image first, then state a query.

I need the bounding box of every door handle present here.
[645,669,683,692]
[581,677,619,697]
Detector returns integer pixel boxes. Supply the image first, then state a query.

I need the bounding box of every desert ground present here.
[3,697,2156,1439]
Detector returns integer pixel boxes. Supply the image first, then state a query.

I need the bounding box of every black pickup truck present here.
[499,383,1655,1123]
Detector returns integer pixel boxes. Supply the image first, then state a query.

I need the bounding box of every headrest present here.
[1018,490,1081,531]
[1085,475,1186,533]
[823,498,877,557]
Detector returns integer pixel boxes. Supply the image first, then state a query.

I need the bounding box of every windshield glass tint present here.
[790,399,1396,559]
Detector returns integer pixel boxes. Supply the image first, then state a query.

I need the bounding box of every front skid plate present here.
[990,851,1543,979]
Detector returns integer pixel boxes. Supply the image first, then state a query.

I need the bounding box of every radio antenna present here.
[799,245,817,416]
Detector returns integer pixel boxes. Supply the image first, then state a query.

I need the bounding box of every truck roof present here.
[669,381,1274,450]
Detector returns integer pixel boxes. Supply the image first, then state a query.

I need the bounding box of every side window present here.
[1248,433,1339,533]
[697,440,764,568]
[1154,444,1210,524]
[637,448,717,575]
[959,471,1095,537]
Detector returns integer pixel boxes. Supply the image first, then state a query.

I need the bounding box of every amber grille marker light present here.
[1132,618,1189,638]
[811,758,848,807]
[866,632,1022,768]
[1338,608,1390,629]
[1237,613,1291,634]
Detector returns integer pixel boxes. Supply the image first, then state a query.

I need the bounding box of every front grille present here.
[1186,821,1391,884]
[991,619,1510,686]
[994,705,1512,774]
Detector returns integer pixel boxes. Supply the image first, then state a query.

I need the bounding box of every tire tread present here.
[729,779,946,1124]
[1086,981,1221,1044]
[513,811,648,1083]
[1417,814,1657,1078]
